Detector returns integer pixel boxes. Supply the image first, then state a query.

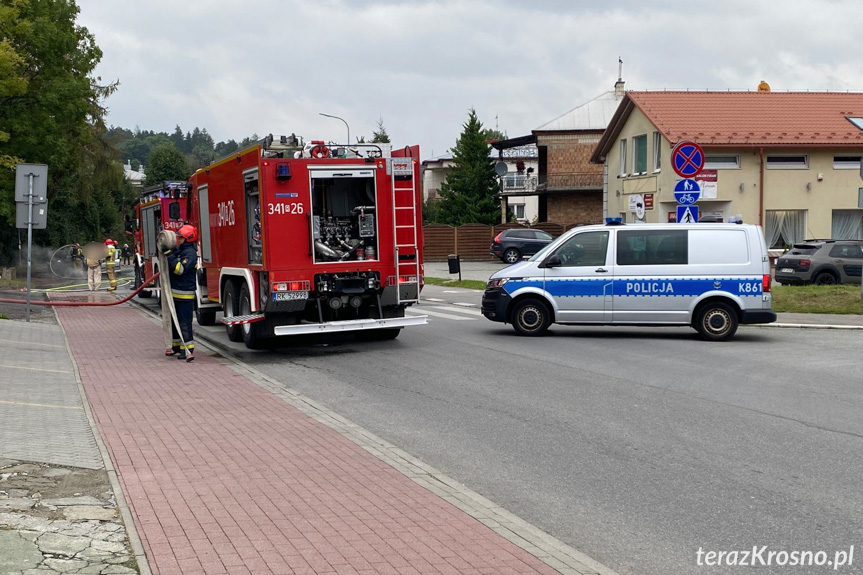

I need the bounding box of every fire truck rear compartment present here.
[311,174,378,263]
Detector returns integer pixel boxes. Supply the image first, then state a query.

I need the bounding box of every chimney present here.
[615,57,625,98]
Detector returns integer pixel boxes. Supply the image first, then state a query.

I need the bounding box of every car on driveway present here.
[490,229,554,263]
[774,240,863,285]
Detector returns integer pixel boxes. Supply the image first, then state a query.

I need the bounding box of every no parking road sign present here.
[671,141,705,178]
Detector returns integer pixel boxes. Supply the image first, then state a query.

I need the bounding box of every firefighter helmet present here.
[177,224,198,242]
[105,238,114,245]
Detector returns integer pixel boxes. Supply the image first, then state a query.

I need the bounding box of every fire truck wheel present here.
[239,284,265,349]
[222,281,243,342]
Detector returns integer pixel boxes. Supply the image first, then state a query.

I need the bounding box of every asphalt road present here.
[136,286,863,575]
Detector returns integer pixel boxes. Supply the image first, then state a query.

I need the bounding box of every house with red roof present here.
[590,86,863,247]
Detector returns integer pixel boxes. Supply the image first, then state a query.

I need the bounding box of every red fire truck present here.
[187,135,426,348]
[132,181,190,297]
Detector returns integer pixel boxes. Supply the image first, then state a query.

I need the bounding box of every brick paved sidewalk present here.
[53,298,565,575]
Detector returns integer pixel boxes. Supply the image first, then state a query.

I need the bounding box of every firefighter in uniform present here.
[164,225,198,362]
[70,243,84,276]
[105,239,118,291]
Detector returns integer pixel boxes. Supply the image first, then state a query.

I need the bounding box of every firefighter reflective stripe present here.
[171,289,195,300]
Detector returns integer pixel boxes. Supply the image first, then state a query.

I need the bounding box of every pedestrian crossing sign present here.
[676,205,699,223]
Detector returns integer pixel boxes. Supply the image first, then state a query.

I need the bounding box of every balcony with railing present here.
[501,174,538,194]
[537,172,603,192]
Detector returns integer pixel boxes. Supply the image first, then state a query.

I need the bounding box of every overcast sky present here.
[76,0,863,160]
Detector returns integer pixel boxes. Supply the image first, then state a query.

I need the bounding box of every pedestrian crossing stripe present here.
[406,307,478,321]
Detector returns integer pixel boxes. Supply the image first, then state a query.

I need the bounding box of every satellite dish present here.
[494,161,508,177]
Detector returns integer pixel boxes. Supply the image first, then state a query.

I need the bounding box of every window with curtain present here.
[619,139,627,176]
[652,132,662,171]
[633,134,647,174]
[831,210,863,239]
[765,210,806,249]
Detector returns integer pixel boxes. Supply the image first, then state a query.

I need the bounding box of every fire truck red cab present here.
[188,135,426,348]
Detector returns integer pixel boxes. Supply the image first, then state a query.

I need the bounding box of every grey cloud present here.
[77,0,863,159]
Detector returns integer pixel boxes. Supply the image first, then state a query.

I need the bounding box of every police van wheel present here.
[223,282,244,342]
[696,302,738,341]
[512,299,551,337]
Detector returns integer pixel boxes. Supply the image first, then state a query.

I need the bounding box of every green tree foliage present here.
[0,0,122,265]
[145,144,189,186]
[482,128,507,142]
[436,109,499,226]
[422,196,441,225]
[371,118,390,143]
[0,3,26,171]
[109,125,245,172]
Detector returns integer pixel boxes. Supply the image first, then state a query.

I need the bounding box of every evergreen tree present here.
[169,125,184,150]
[482,128,507,142]
[436,109,499,226]
[422,197,441,225]
[371,118,390,143]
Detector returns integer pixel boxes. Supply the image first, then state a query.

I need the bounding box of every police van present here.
[481,222,776,341]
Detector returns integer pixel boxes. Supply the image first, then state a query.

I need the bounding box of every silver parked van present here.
[481,222,776,341]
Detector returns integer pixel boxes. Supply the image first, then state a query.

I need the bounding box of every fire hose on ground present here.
[0,272,160,307]
[0,230,189,352]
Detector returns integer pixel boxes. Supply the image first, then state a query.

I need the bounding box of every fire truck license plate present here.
[273,291,308,301]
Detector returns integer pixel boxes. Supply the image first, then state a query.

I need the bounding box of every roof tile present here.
[628,91,863,145]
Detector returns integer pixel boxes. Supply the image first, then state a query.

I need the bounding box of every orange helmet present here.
[177,224,198,242]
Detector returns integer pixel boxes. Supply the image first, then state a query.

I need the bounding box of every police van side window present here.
[617,229,688,265]
[553,231,609,267]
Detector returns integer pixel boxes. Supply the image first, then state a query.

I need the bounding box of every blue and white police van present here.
[481,222,776,341]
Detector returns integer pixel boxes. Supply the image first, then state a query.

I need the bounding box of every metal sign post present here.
[25,174,34,321]
[15,164,49,322]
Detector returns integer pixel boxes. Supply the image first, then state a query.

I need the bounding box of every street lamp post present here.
[319,113,350,146]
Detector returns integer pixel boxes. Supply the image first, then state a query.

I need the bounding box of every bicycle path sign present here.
[673,179,700,205]
[671,141,705,178]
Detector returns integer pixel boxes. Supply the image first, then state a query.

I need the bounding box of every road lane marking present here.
[406,308,475,321]
[0,338,65,348]
[0,399,82,410]
[427,305,482,316]
[0,364,73,374]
